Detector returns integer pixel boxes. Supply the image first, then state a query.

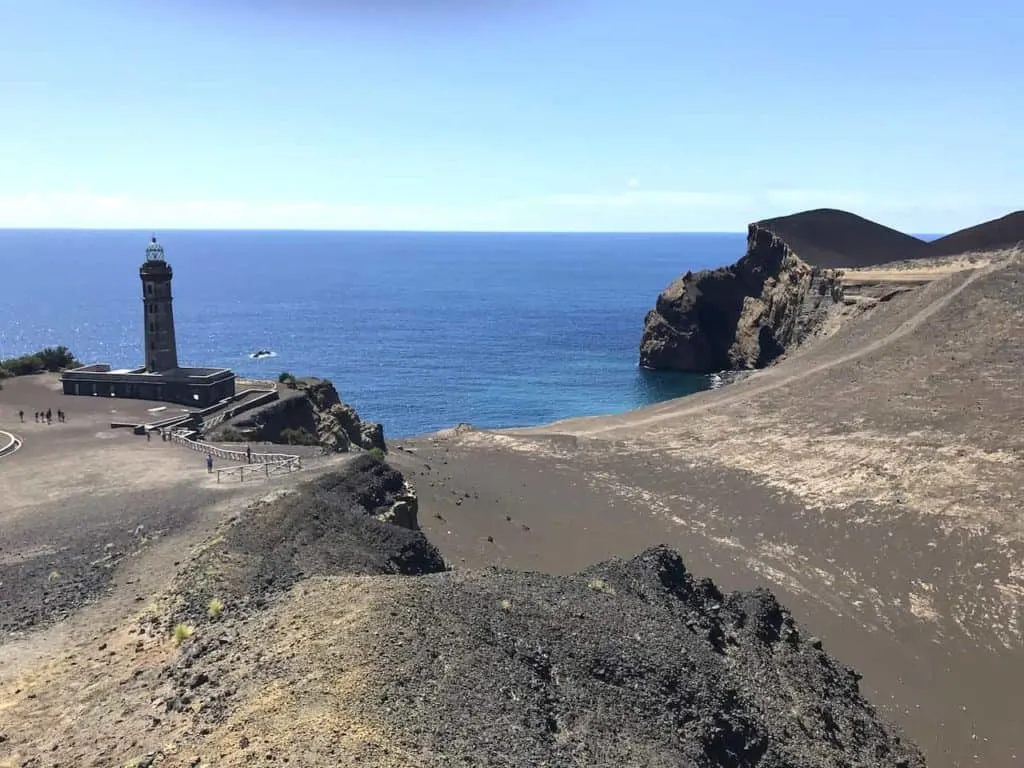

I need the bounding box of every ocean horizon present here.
[0,229,784,435]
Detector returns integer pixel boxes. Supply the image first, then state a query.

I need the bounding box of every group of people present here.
[19,408,65,424]
[13,407,257,479]
[145,428,174,442]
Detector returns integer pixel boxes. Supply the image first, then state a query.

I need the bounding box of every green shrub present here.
[219,427,247,442]
[279,427,318,446]
[368,446,386,461]
[0,346,79,376]
[0,355,42,376]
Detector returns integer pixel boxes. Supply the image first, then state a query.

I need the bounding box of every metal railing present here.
[215,456,301,483]
[168,430,300,467]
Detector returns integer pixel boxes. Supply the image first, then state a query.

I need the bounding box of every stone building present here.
[60,236,236,407]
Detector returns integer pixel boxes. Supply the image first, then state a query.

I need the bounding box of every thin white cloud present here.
[0,188,754,230]
[0,188,1012,233]
[626,178,641,189]
[0,190,453,230]
[544,189,750,208]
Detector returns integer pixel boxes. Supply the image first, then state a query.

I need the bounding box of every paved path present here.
[0,429,23,458]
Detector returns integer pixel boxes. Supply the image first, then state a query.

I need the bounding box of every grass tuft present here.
[587,578,615,595]
[172,623,195,646]
[207,598,225,618]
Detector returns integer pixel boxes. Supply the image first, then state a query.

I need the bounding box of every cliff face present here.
[303,378,387,452]
[164,454,443,629]
[227,378,387,452]
[640,224,843,373]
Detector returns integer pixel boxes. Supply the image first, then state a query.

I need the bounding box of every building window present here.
[147,284,153,295]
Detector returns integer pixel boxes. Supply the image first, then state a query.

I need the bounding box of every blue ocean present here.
[0,230,746,436]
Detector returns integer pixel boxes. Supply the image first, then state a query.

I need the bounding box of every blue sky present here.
[1,0,1020,232]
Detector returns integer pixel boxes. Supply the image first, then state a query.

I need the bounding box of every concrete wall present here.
[61,372,235,407]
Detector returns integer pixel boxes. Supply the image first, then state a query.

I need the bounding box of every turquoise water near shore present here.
[0,230,746,436]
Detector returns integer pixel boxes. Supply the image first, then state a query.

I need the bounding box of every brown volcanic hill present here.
[639,208,954,373]
[640,207,927,373]
[928,210,1024,256]
[756,208,933,268]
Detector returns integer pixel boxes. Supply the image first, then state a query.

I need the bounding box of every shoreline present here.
[404,366,755,441]
[395,368,736,442]
[2,244,1022,766]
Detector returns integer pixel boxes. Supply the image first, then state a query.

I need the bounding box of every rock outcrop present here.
[640,225,843,372]
[165,454,443,627]
[156,530,924,767]
[304,378,386,452]
[226,378,386,453]
[639,208,935,373]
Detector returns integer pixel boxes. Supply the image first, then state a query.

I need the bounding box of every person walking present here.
[18,410,24,423]
[246,445,252,464]
[206,453,214,473]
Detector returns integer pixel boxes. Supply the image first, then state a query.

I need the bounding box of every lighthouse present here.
[139,236,179,372]
[60,235,235,406]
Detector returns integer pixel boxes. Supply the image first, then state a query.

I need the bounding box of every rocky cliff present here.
[164,454,440,629]
[640,224,844,372]
[223,378,386,452]
[639,208,940,374]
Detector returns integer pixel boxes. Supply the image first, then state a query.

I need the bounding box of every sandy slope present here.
[397,249,1024,767]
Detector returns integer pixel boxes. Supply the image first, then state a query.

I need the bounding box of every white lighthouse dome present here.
[145,235,165,261]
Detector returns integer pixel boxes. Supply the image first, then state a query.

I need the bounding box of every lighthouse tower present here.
[140,236,179,372]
